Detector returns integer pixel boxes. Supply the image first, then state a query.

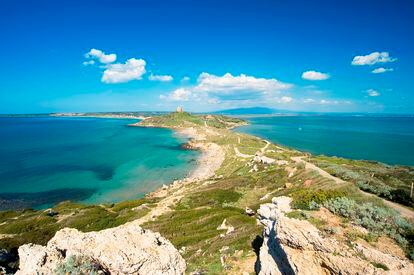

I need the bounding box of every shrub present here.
[291,189,346,210]
[371,262,389,271]
[55,255,108,275]
[324,197,413,248]
[286,210,309,220]
[389,189,414,207]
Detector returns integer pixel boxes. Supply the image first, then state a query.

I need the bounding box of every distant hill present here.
[214,107,285,115]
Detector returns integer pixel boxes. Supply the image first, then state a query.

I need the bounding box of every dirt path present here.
[291,156,414,219]
[360,190,414,219]
[291,156,345,184]
[260,140,270,153]
[234,147,253,158]
[234,139,271,158]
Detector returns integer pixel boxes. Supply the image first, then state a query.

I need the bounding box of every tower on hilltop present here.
[176,106,184,113]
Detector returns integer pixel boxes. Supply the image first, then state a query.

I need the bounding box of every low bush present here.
[358,182,413,207]
[286,210,309,220]
[291,189,346,210]
[324,197,413,252]
[55,255,108,275]
[371,262,389,271]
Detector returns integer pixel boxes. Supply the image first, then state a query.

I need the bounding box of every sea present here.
[235,115,414,166]
[0,117,199,210]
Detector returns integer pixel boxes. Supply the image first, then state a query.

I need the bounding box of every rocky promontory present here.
[16,222,186,274]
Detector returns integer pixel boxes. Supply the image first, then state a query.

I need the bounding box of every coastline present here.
[2,112,414,274]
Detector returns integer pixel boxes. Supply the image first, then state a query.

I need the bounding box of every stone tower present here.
[176,106,184,113]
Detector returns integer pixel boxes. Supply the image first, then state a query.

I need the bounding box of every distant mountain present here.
[214,107,284,115]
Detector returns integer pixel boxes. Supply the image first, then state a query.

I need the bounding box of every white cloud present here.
[351,52,396,66]
[82,60,95,66]
[149,74,173,82]
[280,96,293,103]
[102,58,146,84]
[195,72,292,93]
[160,72,292,102]
[303,98,316,103]
[181,76,190,82]
[161,88,192,101]
[301,99,352,105]
[371,67,394,74]
[366,89,380,97]
[85,48,117,64]
[301,70,330,81]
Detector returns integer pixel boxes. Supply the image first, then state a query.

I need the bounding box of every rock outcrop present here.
[16,222,186,275]
[256,196,414,275]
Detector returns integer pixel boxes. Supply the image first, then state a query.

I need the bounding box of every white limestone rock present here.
[16,222,186,275]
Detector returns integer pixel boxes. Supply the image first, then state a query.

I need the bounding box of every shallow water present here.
[236,115,414,166]
[0,117,199,210]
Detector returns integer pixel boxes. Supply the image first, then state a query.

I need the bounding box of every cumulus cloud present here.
[371,67,394,74]
[160,72,292,102]
[160,88,192,101]
[102,58,146,84]
[149,74,173,82]
[195,72,292,93]
[85,48,117,64]
[301,70,330,80]
[181,76,190,82]
[351,52,396,66]
[366,89,380,97]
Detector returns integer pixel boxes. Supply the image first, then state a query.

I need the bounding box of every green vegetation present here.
[324,197,413,254]
[291,189,346,210]
[371,262,389,271]
[139,111,246,129]
[55,255,107,275]
[0,198,154,251]
[144,188,260,273]
[311,156,414,207]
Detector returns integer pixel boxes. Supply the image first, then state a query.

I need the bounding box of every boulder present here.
[16,222,186,275]
[254,154,276,165]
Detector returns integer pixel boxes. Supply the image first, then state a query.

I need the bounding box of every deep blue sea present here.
[0,117,199,210]
[236,115,414,166]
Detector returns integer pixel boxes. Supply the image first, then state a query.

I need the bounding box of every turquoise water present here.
[236,115,414,166]
[0,117,199,210]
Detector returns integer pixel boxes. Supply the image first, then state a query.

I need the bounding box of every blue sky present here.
[1,0,413,114]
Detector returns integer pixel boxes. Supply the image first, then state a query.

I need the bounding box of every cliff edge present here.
[256,197,414,275]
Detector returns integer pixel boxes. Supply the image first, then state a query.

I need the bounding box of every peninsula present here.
[1,111,414,274]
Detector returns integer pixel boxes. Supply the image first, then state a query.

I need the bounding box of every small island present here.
[1,111,414,274]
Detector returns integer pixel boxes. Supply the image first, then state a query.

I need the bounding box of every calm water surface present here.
[0,117,199,210]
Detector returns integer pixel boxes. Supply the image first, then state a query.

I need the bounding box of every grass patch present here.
[371,262,389,271]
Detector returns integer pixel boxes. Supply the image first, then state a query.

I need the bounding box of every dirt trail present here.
[234,139,271,158]
[291,156,345,184]
[291,156,414,219]
[360,190,414,219]
[234,147,253,158]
